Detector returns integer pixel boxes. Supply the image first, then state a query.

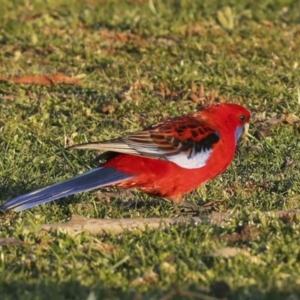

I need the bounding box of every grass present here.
[1,0,300,299]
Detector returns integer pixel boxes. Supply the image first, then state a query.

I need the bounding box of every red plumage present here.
[0,103,250,212]
[103,103,250,202]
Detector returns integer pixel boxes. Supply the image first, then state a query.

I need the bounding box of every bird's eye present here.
[239,114,246,122]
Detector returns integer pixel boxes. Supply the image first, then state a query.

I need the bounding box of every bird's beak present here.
[243,123,249,136]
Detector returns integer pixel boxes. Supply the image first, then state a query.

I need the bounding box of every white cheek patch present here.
[167,148,213,169]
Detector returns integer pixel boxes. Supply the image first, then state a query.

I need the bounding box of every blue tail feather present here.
[0,167,134,212]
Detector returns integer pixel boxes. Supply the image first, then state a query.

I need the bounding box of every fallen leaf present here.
[0,94,15,101]
[0,237,24,246]
[261,19,275,28]
[188,82,226,106]
[281,157,295,169]
[79,239,117,254]
[156,262,176,275]
[180,22,207,37]
[212,224,260,243]
[99,29,142,43]
[208,247,250,258]
[99,101,117,114]
[253,115,282,140]
[253,112,300,140]
[0,73,82,86]
[217,6,235,30]
[130,270,158,287]
[116,80,152,102]
[0,76,9,82]
[208,247,265,265]
[281,113,300,124]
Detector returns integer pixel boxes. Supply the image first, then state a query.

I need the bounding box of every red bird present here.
[0,103,250,212]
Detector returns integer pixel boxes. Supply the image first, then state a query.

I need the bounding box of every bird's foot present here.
[177,199,227,215]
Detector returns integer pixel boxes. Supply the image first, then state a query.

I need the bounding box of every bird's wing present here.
[70,117,220,169]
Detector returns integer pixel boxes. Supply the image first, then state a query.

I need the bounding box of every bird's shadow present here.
[0,171,217,218]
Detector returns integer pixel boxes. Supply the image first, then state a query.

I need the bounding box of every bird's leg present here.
[164,197,207,214]
[168,196,222,214]
[182,198,227,213]
[179,200,210,213]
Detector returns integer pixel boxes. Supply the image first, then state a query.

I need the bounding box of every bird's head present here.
[197,103,251,144]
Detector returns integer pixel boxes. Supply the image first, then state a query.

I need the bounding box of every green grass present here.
[1,0,300,299]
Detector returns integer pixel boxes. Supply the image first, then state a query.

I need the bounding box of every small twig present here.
[34,209,300,235]
[38,214,219,235]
